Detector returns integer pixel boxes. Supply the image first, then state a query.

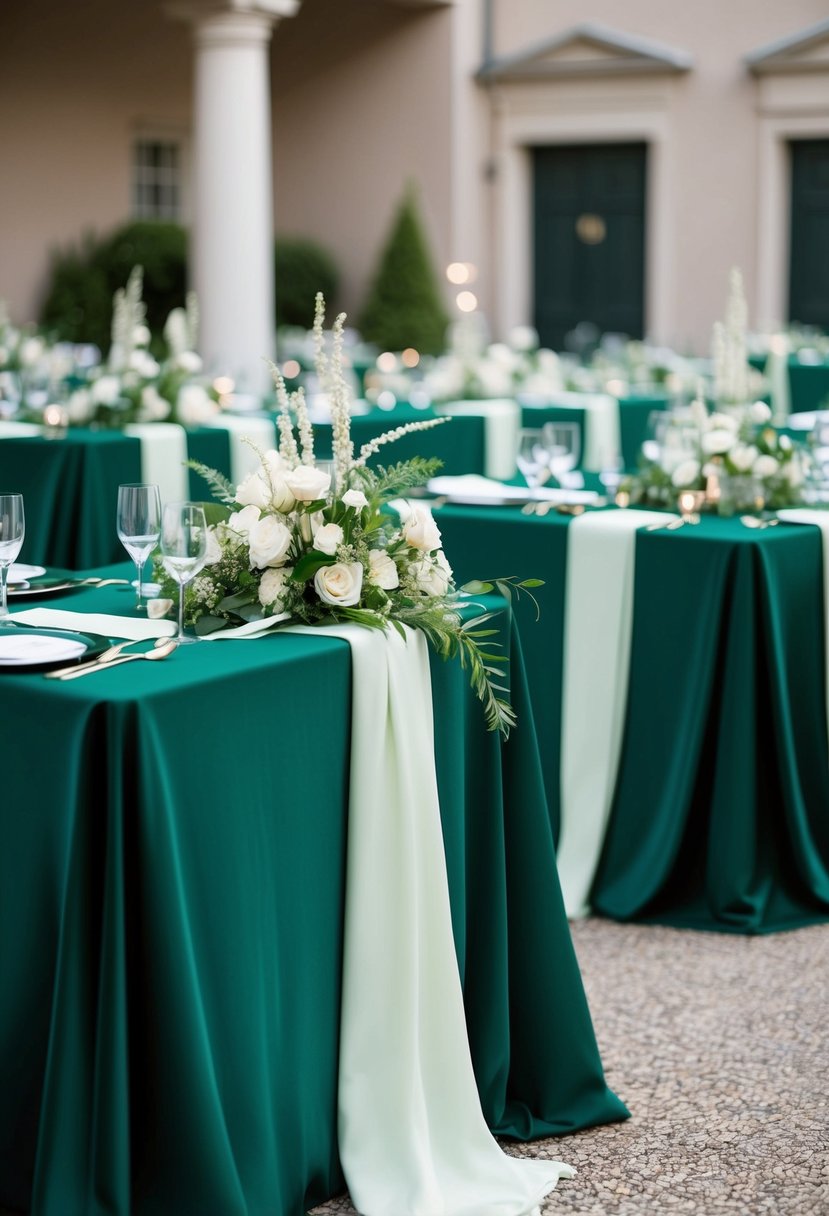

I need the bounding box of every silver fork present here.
[53,640,177,680]
[45,636,171,679]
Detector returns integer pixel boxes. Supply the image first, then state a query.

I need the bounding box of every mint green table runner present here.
[435,506,829,933]
[0,429,232,568]
[0,576,625,1216]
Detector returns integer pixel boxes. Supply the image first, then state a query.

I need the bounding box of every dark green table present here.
[0,429,233,569]
[749,353,829,415]
[436,505,829,934]
[0,575,625,1216]
[312,404,486,476]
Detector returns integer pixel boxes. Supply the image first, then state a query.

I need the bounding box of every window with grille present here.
[132,139,182,221]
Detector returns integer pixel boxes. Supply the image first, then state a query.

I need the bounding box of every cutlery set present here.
[45,636,176,680]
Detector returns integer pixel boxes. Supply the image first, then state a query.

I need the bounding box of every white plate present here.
[9,563,46,585]
[0,633,87,665]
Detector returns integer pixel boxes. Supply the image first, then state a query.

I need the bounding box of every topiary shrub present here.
[358,187,448,355]
[274,236,339,328]
[40,221,188,353]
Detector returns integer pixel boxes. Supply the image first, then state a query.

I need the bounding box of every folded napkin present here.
[124,422,189,505]
[426,474,599,505]
[202,415,278,483]
[11,608,176,641]
[557,507,675,918]
[435,399,521,480]
[203,612,289,640]
[0,634,87,664]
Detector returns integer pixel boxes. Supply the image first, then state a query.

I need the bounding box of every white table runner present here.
[10,607,176,640]
[287,621,574,1215]
[125,423,189,505]
[557,508,673,918]
[778,509,829,752]
[202,414,278,484]
[436,399,521,480]
[0,421,43,438]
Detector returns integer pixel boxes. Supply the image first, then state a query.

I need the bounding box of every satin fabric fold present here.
[436,399,521,479]
[124,422,189,505]
[289,622,575,1216]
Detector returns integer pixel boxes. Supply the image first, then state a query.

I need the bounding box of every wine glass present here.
[516,428,550,490]
[117,483,162,611]
[160,503,208,645]
[0,494,24,624]
[543,422,581,487]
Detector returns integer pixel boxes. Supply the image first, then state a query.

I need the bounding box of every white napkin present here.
[777,509,829,754]
[557,508,675,918]
[202,415,278,483]
[287,622,574,1216]
[426,474,599,505]
[124,422,189,505]
[0,634,87,664]
[435,399,521,480]
[203,612,290,640]
[11,608,176,641]
[0,421,43,438]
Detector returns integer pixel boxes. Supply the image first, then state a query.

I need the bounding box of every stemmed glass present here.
[160,503,208,645]
[516,428,550,490]
[543,422,581,487]
[0,494,25,624]
[117,483,162,611]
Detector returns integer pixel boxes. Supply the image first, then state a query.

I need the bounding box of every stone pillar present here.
[186,1,298,391]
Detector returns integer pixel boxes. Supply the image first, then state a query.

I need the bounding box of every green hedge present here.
[39,222,340,351]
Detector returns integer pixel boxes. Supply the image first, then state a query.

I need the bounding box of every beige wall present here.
[481,0,829,350]
[0,0,192,323]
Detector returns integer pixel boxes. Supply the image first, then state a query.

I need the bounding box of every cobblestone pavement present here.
[310,918,829,1216]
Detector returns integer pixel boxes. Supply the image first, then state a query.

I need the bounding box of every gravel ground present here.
[311,918,829,1216]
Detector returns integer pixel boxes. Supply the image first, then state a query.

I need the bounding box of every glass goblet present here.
[117,483,162,611]
[0,494,24,624]
[543,422,581,487]
[516,428,550,490]
[160,503,208,645]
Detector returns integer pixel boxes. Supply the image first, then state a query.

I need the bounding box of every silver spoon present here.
[45,635,172,680]
[54,639,176,680]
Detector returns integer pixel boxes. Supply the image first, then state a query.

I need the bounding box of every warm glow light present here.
[446,262,469,285]
[377,390,397,410]
[213,376,235,395]
[376,352,398,373]
[282,360,301,379]
[456,291,478,313]
[43,405,66,428]
[678,491,696,514]
[401,348,420,368]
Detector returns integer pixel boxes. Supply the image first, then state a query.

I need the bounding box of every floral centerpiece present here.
[64,267,220,428]
[158,295,539,735]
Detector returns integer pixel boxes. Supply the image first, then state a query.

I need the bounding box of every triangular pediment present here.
[477,23,692,83]
[746,18,829,74]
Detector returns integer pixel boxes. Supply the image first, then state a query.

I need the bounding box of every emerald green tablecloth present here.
[0,429,233,569]
[0,575,625,1216]
[312,404,486,476]
[436,505,829,934]
[749,353,829,414]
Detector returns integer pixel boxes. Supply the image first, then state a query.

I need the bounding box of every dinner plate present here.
[8,577,86,599]
[0,626,108,672]
[8,563,46,585]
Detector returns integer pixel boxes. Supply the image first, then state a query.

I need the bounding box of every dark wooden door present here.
[533,143,647,350]
[789,139,829,330]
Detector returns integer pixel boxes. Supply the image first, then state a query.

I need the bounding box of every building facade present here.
[1,0,828,365]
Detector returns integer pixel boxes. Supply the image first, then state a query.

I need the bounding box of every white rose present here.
[91,375,122,406]
[248,515,292,569]
[342,488,368,509]
[285,465,331,503]
[129,350,160,378]
[258,566,293,610]
[368,548,399,590]
[227,504,261,541]
[707,412,741,434]
[313,522,343,556]
[412,550,453,597]
[314,561,363,607]
[729,444,758,474]
[174,351,203,375]
[19,337,45,367]
[403,504,442,552]
[235,470,271,510]
[133,324,152,347]
[177,383,217,426]
[260,454,296,513]
[138,385,171,421]
[785,457,804,488]
[750,401,772,424]
[701,428,736,457]
[753,455,780,479]
[67,389,93,423]
[204,527,223,566]
[508,325,539,352]
[671,459,701,488]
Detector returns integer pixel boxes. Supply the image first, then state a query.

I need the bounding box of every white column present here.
[189,4,295,392]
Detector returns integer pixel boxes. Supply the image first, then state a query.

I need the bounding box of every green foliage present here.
[274,237,339,328]
[40,221,188,353]
[358,187,449,356]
